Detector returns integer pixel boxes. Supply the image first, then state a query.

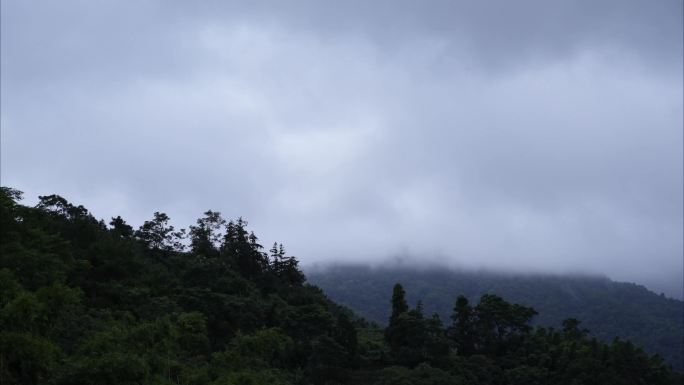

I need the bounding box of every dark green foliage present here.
[385,294,450,369]
[109,216,134,238]
[189,210,226,257]
[378,284,680,384]
[334,313,359,367]
[390,283,408,323]
[449,295,476,356]
[0,188,350,384]
[562,318,589,340]
[374,363,466,385]
[308,265,684,370]
[472,294,537,355]
[0,187,681,385]
[135,211,182,253]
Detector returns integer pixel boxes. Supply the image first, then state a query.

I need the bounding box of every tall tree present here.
[221,218,267,278]
[448,295,475,356]
[135,212,178,253]
[385,283,413,361]
[334,313,359,367]
[389,283,408,325]
[189,210,226,256]
[473,294,537,355]
[109,216,133,238]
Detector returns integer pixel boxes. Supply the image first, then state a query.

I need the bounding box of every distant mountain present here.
[3,187,682,384]
[307,264,684,371]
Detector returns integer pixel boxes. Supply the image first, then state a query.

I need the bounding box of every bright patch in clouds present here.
[2,0,682,298]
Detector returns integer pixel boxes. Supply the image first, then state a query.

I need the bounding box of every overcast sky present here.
[2,0,682,298]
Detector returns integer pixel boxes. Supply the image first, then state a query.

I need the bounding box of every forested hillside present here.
[307,265,684,371]
[1,187,681,385]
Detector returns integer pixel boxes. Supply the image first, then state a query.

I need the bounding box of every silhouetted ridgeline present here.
[1,187,681,384]
[307,264,684,371]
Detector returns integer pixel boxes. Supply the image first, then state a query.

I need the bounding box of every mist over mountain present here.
[3,0,682,297]
[2,0,683,381]
[307,264,684,370]
[2,187,683,384]
[304,258,683,301]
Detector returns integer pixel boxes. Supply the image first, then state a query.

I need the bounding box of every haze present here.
[2,1,682,298]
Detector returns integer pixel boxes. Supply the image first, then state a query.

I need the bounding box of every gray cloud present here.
[2,0,682,298]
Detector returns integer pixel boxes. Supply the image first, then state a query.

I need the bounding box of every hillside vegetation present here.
[307,265,684,371]
[1,187,681,385]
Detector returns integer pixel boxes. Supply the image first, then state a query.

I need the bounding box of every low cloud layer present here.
[2,0,682,297]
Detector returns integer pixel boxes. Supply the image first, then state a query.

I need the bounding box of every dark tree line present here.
[307,264,684,370]
[0,187,681,385]
[378,283,680,384]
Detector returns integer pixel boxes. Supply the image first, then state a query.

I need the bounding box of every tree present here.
[472,294,537,355]
[0,190,73,289]
[562,318,588,341]
[135,212,178,253]
[390,283,409,324]
[221,218,268,278]
[0,187,23,216]
[189,210,226,256]
[2,185,681,385]
[35,195,103,251]
[0,332,60,385]
[423,314,450,367]
[448,295,475,356]
[385,283,410,356]
[37,194,87,220]
[280,257,305,287]
[383,285,449,368]
[177,312,210,358]
[385,283,409,354]
[269,243,282,270]
[109,216,134,238]
[334,313,359,367]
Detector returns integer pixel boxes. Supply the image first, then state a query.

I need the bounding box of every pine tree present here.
[390,283,408,324]
[385,283,410,357]
[220,218,266,278]
[449,295,475,356]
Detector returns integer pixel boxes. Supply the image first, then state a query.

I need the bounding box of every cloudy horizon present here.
[2,0,682,298]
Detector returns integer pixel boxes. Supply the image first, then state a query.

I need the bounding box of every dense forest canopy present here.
[1,186,681,385]
[307,265,684,371]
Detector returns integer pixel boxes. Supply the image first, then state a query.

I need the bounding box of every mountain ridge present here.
[2,187,681,384]
[306,264,684,370]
